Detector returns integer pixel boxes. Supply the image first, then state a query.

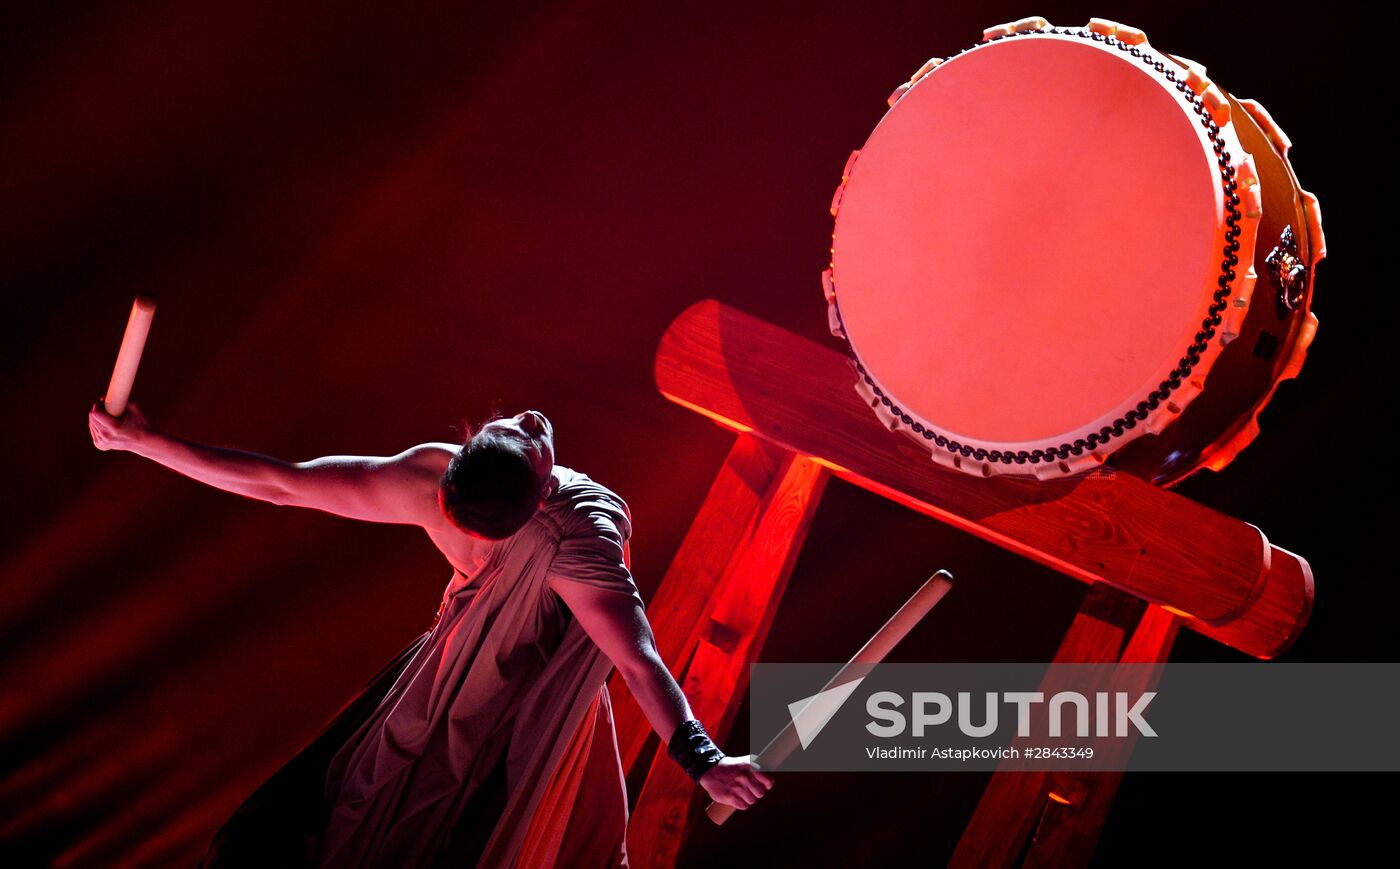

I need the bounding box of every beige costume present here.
[316,465,639,867]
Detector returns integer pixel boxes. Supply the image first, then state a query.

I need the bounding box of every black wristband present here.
[667,718,725,781]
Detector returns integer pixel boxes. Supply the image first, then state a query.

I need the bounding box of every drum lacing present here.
[831,26,1243,467]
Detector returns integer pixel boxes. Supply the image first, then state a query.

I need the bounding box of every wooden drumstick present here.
[103,296,157,417]
[706,569,955,825]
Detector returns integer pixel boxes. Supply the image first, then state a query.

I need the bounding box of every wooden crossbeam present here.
[653,300,1312,659]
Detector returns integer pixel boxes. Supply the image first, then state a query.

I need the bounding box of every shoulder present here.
[545,466,637,591]
[400,442,459,474]
[550,465,632,542]
[387,444,459,530]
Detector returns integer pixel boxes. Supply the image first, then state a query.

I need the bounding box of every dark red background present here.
[2,1,1387,865]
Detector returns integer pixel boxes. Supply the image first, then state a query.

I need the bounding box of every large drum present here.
[823,17,1324,485]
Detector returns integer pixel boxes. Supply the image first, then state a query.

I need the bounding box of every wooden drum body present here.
[823,17,1324,485]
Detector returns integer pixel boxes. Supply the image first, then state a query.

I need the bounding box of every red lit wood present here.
[1183,543,1314,660]
[609,435,790,771]
[624,300,1314,866]
[654,299,1311,656]
[705,570,956,826]
[622,445,828,867]
[950,583,1181,868]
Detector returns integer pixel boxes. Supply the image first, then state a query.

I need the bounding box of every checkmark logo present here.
[789,677,866,749]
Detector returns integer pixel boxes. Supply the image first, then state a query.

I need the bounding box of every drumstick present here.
[103,296,157,417]
[705,569,955,825]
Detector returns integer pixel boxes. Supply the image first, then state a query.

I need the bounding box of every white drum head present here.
[829,30,1251,477]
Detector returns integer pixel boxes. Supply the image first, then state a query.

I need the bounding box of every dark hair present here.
[439,418,543,540]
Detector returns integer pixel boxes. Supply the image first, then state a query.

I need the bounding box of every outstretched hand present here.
[89,399,150,452]
[698,754,774,810]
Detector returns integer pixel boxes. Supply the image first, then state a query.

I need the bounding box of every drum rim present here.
[827,26,1251,474]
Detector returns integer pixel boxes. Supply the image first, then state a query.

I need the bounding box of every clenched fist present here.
[89,399,150,452]
[698,754,774,810]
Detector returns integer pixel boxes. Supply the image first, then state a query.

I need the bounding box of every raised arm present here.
[88,400,453,528]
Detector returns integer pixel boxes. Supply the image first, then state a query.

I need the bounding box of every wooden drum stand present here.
[610,300,1312,867]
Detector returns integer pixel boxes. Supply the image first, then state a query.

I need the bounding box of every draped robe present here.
[201,465,639,868]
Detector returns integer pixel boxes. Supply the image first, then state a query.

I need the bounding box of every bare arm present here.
[548,575,774,809]
[89,400,453,528]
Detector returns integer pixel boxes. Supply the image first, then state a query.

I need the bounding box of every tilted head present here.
[439,409,557,540]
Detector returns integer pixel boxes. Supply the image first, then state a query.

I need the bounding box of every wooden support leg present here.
[620,436,829,868]
[950,582,1181,869]
[611,434,793,770]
